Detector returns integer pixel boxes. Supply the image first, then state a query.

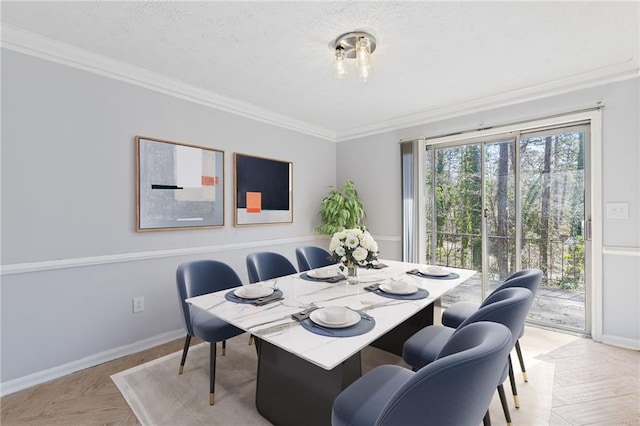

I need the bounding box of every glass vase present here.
[346,262,358,284]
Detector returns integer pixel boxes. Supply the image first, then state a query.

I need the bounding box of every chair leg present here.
[248,334,254,345]
[497,384,512,426]
[515,339,528,382]
[508,354,520,408]
[222,340,226,356]
[483,410,492,426]
[210,342,217,405]
[179,335,191,374]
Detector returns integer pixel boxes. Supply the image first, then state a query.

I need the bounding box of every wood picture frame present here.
[234,152,293,226]
[135,136,225,231]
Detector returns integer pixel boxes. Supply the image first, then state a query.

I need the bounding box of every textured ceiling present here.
[2,1,639,140]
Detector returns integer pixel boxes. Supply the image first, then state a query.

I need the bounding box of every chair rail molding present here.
[0,235,327,276]
[602,246,640,257]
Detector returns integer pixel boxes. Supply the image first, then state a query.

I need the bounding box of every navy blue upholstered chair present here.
[332,322,513,426]
[246,251,297,283]
[176,260,245,405]
[441,268,543,381]
[295,246,335,272]
[402,287,534,424]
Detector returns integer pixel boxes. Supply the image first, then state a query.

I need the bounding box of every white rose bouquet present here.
[329,228,379,270]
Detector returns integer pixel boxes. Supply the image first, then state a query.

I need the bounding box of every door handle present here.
[584,219,592,241]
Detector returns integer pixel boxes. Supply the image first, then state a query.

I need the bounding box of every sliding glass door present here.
[426,137,516,305]
[518,125,589,331]
[423,124,589,333]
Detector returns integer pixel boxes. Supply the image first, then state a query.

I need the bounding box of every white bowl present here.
[424,265,446,275]
[242,284,265,298]
[323,306,349,324]
[388,279,409,292]
[311,267,339,278]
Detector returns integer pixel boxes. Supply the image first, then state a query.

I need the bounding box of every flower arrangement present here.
[329,228,379,269]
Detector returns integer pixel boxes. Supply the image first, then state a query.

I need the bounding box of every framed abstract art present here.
[234,152,293,226]
[136,136,225,231]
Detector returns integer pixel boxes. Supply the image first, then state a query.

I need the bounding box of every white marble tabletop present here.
[186,259,476,371]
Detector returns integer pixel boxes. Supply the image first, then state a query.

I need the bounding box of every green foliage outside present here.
[425,129,586,292]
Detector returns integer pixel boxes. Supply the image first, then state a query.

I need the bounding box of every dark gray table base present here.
[254,299,440,425]
[255,339,362,426]
[370,301,436,356]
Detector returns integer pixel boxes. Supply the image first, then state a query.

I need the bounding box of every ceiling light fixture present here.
[330,31,377,82]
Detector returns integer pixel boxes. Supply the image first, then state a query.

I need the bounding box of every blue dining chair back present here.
[403,287,533,369]
[176,260,245,405]
[441,268,542,382]
[456,287,534,346]
[246,251,298,283]
[402,287,533,425]
[442,269,543,328]
[295,246,335,271]
[493,268,543,295]
[332,322,513,426]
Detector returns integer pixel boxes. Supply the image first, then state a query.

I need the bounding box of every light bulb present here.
[359,64,370,82]
[356,37,371,70]
[356,36,371,82]
[334,47,347,79]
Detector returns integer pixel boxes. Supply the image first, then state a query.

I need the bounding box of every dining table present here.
[186,259,476,426]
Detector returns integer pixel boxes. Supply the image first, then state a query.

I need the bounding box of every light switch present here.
[606,202,629,219]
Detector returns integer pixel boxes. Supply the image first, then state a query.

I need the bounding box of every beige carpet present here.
[112,329,574,425]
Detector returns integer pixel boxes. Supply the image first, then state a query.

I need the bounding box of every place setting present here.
[292,305,375,337]
[299,266,347,283]
[406,264,460,280]
[364,277,430,300]
[224,283,284,306]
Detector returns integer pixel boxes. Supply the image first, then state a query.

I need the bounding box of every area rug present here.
[112,330,570,425]
[111,336,268,426]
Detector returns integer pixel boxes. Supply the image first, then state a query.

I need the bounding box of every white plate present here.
[418,268,450,277]
[379,283,419,295]
[233,286,274,299]
[310,309,360,328]
[307,269,340,279]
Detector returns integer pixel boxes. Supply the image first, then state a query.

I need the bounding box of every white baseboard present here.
[600,334,640,351]
[0,329,185,397]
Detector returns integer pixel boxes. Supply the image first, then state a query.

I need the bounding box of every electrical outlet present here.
[133,296,144,313]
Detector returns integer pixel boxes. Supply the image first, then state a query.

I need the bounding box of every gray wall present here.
[338,77,640,345]
[0,49,334,386]
[2,45,638,391]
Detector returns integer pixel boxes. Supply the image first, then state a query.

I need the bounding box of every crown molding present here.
[3,25,637,144]
[336,59,640,142]
[0,25,337,141]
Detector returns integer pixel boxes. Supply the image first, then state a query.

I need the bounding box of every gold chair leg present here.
[210,392,215,405]
[248,334,254,345]
[508,354,520,408]
[515,339,528,382]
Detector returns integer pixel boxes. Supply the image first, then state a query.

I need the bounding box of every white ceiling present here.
[2,1,639,141]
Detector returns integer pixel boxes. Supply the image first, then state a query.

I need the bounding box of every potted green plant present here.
[315,180,366,235]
